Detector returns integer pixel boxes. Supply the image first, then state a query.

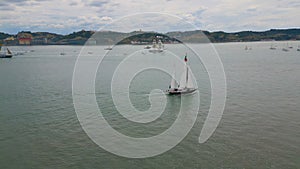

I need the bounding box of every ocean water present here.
[0,42,299,169]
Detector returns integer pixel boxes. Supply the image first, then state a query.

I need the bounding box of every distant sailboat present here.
[282,48,289,52]
[149,39,164,53]
[270,44,276,50]
[245,45,252,50]
[104,47,113,50]
[282,43,289,52]
[0,46,13,58]
[166,54,197,95]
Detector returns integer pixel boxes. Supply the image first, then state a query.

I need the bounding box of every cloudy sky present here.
[0,0,300,34]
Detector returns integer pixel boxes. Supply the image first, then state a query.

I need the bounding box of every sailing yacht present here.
[0,46,13,58]
[166,54,197,95]
[149,39,164,53]
[282,43,290,52]
[270,44,276,50]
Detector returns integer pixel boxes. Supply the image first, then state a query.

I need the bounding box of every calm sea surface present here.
[0,42,299,169]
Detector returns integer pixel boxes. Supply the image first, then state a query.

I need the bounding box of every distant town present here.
[1,28,300,46]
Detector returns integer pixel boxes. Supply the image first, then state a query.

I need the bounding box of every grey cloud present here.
[69,2,78,6]
[0,5,15,11]
[4,0,27,2]
[88,0,109,7]
[0,1,17,10]
[247,8,257,12]
[192,8,207,19]
[288,1,300,7]
[36,0,48,1]
[0,2,7,6]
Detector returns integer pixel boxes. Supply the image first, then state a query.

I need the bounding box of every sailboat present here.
[282,43,289,52]
[0,46,13,58]
[270,44,276,50]
[149,39,164,53]
[245,45,252,50]
[104,46,113,50]
[166,54,197,95]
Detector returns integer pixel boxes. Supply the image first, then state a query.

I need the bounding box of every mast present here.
[170,63,178,89]
[184,54,188,88]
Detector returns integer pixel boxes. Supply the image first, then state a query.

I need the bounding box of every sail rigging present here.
[166,54,197,95]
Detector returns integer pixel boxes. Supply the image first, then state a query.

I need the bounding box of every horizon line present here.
[1,27,300,36]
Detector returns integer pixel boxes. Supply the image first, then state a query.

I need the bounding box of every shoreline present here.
[2,40,300,47]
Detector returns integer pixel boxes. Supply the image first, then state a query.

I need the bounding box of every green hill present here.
[1,28,300,45]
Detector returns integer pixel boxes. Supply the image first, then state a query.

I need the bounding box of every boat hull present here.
[166,88,197,95]
[149,49,164,53]
[0,54,12,58]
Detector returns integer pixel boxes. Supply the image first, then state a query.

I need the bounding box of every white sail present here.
[0,46,7,55]
[0,46,5,53]
[152,39,157,48]
[186,71,194,88]
[170,68,178,89]
[179,63,194,89]
[170,77,178,89]
[179,63,187,89]
[185,62,188,88]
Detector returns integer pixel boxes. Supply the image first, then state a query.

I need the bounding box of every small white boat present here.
[0,46,13,58]
[104,47,113,50]
[144,46,151,49]
[166,54,197,95]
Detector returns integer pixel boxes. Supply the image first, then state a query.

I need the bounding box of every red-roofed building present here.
[17,32,33,45]
[19,38,32,45]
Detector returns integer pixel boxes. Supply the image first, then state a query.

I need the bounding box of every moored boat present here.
[0,47,13,58]
[148,39,164,53]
